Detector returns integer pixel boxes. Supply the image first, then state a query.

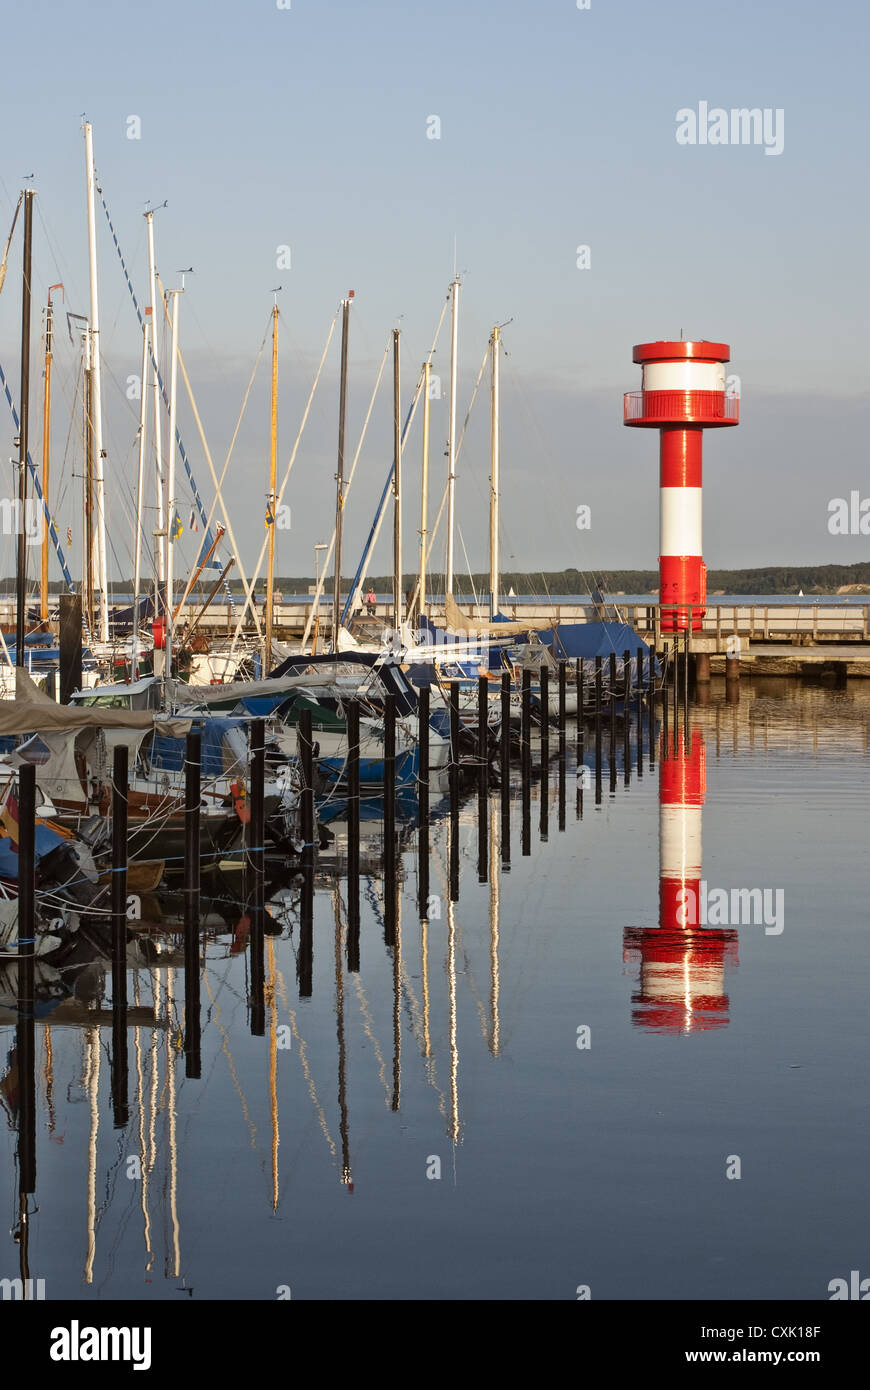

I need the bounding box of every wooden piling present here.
[477,675,488,882]
[539,664,549,772]
[299,707,315,865]
[17,766,36,1061]
[249,718,265,1037]
[110,745,129,1120]
[500,672,511,869]
[16,763,36,1197]
[58,592,82,703]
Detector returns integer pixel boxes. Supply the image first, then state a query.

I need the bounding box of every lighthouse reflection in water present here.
[624,719,738,1032]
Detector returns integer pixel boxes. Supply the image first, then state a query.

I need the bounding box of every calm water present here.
[2,678,868,1301]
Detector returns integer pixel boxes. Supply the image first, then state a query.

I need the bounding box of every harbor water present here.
[2,678,867,1301]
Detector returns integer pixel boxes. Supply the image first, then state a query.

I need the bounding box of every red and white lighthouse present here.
[624,340,738,632]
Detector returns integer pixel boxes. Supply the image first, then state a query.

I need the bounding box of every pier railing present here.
[5,598,868,645]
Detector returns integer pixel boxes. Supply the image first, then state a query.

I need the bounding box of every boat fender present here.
[230,778,250,824]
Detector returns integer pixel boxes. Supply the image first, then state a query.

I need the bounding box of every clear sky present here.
[0,0,868,588]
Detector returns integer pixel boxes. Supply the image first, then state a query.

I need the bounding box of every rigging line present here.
[341,293,450,625]
[172,312,271,622]
[0,192,22,298]
[99,189,215,549]
[226,307,340,659]
[156,271,276,636]
[405,341,489,616]
[0,360,76,588]
[34,197,83,316]
[457,525,480,609]
[300,334,392,650]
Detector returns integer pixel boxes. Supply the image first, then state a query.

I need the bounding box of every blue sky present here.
[0,0,868,585]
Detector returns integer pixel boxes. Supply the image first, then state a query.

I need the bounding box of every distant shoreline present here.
[4,563,870,600]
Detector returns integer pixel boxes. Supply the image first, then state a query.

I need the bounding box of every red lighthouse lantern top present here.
[632,340,731,364]
[624,339,738,428]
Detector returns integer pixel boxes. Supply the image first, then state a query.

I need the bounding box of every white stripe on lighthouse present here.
[660,487,702,555]
[660,805,702,877]
[643,361,726,392]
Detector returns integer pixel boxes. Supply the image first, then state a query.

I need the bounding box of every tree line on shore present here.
[7,562,870,597]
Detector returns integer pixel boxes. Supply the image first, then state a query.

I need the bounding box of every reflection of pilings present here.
[649,665,656,770]
[267,937,280,1209]
[298,705,314,996]
[384,694,396,948]
[111,745,129,1125]
[623,648,631,789]
[558,661,567,830]
[298,865,314,998]
[489,805,500,1055]
[521,669,531,855]
[184,730,201,1076]
[449,681,460,805]
[500,672,511,869]
[637,651,644,777]
[609,653,617,795]
[391,888,401,1113]
[477,675,487,882]
[249,719,265,1037]
[539,664,549,843]
[417,687,430,921]
[347,700,361,972]
[334,892,352,1187]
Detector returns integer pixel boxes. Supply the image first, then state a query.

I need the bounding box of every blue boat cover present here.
[0,822,70,881]
[150,717,248,777]
[537,622,653,661]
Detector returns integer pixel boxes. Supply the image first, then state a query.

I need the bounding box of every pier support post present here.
[59,592,82,703]
[500,672,511,868]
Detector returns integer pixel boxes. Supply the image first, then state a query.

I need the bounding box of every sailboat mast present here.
[15,187,34,666]
[419,359,430,620]
[164,285,182,681]
[83,123,109,642]
[489,324,500,618]
[40,287,60,623]
[131,317,150,678]
[264,300,279,669]
[331,293,352,653]
[84,331,95,644]
[445,275,460,599]
[392,328,402,627]
[144,212,166,617]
